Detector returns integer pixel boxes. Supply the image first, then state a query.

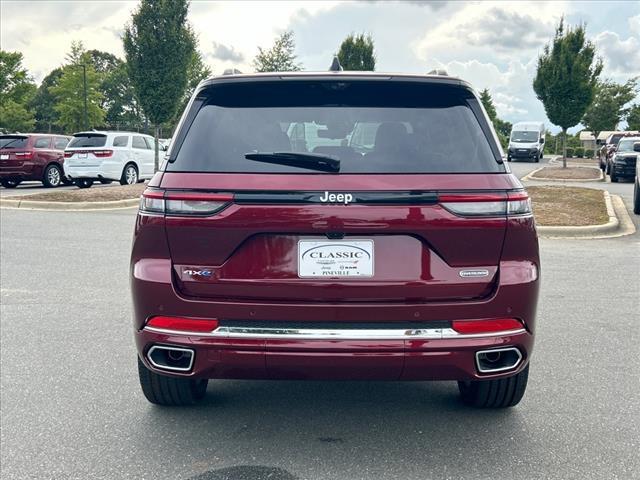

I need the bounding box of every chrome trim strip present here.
[475,347,523,373]
[143,325,526,340]
[147,345,195,372]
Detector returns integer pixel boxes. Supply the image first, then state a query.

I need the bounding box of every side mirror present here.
[633,142,640,153]
[540,137,545,144]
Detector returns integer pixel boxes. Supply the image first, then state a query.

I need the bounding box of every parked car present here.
[63,131,156,188]
[607,136,640,183]
[633,142,640,214]
[507,122,545,162]
[131,69,540,408]
[601,132,638,172]
[0,134,71,188]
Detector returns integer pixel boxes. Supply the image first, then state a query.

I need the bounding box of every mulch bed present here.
[16,183,147,202]
[530,166,601,180]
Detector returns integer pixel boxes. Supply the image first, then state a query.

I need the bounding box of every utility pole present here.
[81,64,88,130]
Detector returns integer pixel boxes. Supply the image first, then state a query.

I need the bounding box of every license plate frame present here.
[298,239,374,278]
[0,154,8,160]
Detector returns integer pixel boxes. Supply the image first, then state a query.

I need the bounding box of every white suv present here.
[64,131,156,188]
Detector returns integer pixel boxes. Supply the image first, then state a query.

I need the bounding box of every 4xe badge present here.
[183,268,213,278]
[319,191,353,205]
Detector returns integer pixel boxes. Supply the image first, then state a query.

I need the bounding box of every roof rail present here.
[222,68,243,75]
[427,69,448,76]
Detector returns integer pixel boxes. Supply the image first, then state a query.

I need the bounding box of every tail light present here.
[92,150,113,158]
[452,318,524,334]
[64,150,113,158]
[14,151,33,159]
[139,189,233,216]
[440,191,532,217]
[146,316,219,333]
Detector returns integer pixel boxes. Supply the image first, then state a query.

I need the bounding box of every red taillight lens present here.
[452,318,524,334]
[146,316,219,333]
[93,150,113,158]
[440,191,531,217]
[64,151,73,158]
[139,189,234,216]
[14,151,33,159]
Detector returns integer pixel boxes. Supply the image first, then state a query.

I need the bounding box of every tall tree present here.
[533,19,602,167]
[33,68,63,132]
[627,104,640,131]
[123,0,196,170]
[253,31,301,72]
[582,78,637,156]
[479,88,511,149]
[337,33,376,71]
[479,88,498,122]
[0,50,36,132]
[49,41,105,133]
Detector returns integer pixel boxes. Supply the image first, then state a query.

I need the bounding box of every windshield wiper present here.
[244,151,340,173]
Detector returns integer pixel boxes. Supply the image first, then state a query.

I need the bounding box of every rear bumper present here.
[132,258,539,381]
[0,163,40,180]
[65,163,121,180]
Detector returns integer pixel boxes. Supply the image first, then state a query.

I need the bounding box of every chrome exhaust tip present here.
[147,345,194,372]
[475,347,522,373]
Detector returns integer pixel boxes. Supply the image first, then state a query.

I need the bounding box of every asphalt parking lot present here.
[1,158,639,480]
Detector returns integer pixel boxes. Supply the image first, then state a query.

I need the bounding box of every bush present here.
[575,147,584,158]
[584,149,594,158]
[565,147,575,158]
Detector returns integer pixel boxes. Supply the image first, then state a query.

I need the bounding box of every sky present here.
[2,0,639,133]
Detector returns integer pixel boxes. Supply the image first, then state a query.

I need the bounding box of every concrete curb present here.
[537,191,632,239]
[522,165,603,182]
[0,197,140,211]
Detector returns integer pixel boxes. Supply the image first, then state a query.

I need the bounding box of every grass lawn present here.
[527,186,609,226]
[530,166,600,180]
[16,183,147,202]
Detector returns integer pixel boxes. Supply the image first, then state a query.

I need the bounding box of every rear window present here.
[169,80,503,174]
[0,136,28,149]
[68,134,107,148]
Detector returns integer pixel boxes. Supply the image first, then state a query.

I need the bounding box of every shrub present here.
[575,147,585,158]
[584,148,594,158]
[565,147,575,158]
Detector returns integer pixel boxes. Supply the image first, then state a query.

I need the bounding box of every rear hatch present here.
[155,77,522,303]
[0,135,31,169]
[64,133,109,166]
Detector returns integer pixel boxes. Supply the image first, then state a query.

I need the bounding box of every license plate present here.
[298,239,374,278]
[78,153,88,159]
[0,154,8,160]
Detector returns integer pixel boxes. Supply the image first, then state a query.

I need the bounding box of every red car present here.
[0,134,71,188]
[131,71,540,408]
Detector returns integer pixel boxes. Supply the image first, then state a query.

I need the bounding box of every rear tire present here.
[458,364,529,408]
[75,178,93,189]
[633,181,640,215]
[120,164,138,185]
[137,357,208,406]
[0,179,21,188]
[42,164,62,188]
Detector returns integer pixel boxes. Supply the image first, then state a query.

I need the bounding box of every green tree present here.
[33,68,63,132]
[627,104,640,131]
[533,19,602,167]
[253,31,301,72]
[479,88,511,149]
[49,41,105,133]
[582,78,638,155]
[0,50,36,132]
[123,0,196,170]
[101,61,145,128]
[337,33,376,71]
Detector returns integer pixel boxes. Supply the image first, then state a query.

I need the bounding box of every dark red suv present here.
[0,134,71,188]
[131,72,540,408]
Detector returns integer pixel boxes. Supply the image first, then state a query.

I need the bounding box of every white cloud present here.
[594,31,640,75]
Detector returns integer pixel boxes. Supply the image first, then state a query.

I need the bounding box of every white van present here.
[64,131,156,188]
[508,122,545,163]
